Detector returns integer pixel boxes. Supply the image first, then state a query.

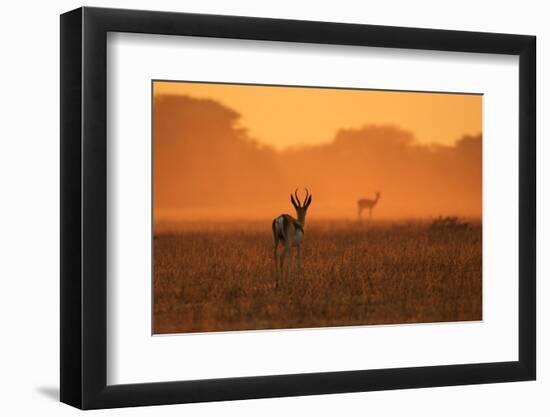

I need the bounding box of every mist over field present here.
[152,87,483,334]
[153,94,482,222]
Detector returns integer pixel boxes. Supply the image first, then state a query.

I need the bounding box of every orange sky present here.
[153,81,482,150]
[153,81,482,221]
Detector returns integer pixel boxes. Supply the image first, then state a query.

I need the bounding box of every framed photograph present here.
[60,7,536,409]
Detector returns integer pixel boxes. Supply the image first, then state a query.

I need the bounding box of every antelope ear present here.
[290,194,299,208]
[305,195,312,208]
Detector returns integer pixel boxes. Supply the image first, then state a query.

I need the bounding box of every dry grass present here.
[153,220,482,334]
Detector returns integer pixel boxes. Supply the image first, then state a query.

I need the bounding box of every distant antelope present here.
[431,216,470,230]
[272,188,312,281]
[358,192,381,219]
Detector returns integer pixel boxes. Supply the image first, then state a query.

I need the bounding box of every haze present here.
[153,81,482,222]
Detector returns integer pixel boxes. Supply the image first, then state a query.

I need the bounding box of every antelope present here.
[431,216,470,230]
[272,188,312,282]
[358,192,381,219]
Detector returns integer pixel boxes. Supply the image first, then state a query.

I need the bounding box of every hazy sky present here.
[154,81,482,150]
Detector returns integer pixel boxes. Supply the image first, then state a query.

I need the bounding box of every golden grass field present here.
[153,220,482,334]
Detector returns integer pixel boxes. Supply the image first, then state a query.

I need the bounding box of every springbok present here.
[358,192,381,219]
[272,188,312,282]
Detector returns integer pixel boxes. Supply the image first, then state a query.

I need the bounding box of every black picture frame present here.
[60,6,536,410]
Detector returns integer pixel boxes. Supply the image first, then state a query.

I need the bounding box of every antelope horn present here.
[294,188,302,206]
[304,188,312,207]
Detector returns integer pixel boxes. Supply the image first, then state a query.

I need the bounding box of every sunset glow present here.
[152,81,483,334]
[153,81,482,221]
[154,81,481,150]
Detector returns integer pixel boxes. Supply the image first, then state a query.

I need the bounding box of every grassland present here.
[153,220,482,334]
